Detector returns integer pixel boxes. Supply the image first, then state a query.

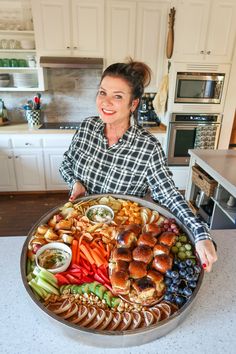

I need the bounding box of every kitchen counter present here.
[0,122,167,135]
[1,230,236,354]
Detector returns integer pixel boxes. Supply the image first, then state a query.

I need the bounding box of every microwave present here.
[174,72,225,104]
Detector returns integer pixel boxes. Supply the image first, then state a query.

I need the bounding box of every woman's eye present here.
[98,90,106,96]
[114,95,122,99]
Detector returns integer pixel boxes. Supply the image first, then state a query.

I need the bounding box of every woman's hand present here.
[195,239,217,272]
[69,181,86,201]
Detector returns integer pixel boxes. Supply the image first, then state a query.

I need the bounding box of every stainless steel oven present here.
[175,72,225,104]
[167,113,222,166]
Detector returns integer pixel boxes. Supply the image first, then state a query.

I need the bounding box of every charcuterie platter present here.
[21,194,203,347]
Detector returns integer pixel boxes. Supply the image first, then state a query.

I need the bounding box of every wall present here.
[0,68,102,123]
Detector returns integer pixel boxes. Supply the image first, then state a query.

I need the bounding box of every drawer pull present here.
[25,142,32,146]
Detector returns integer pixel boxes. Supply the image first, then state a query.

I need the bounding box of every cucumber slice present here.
[71,285,83,294]
[88,281,100,294]
[81,283,90,294]
[103,290,113,307]
[111,297,121,308]
[95,284,106,299]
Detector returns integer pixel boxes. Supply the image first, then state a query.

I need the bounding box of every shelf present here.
[0,67,38,71]
[0,30,34,35]
[0,87,43,92]
[0,49,36,53]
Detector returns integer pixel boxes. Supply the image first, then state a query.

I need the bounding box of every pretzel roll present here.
[112,247,132,262]
[152,254,173,274]
[132,245,153,264]
[157,231,177,247]
[145,223,162,237]
[129,261,147,279]
[110,271,130,295]
[117,229,137,248]
[115,260,129,272]
[132,277,156,302]
[153,243,170,256]
[147,270,165,295]
[137,232,157,248]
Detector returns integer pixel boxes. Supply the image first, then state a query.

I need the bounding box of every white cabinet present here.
[173,0,236,63]
[105,0,169,91]
[43,135,72,190]
[168,166,189,190]
[0,0,47,91]
[32,0,104,57]
[0,151,17,191]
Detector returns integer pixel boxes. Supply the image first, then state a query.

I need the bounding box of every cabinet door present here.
[105,0,136,66]
[0,151,17,191]
[44,149,68,190]
[206,0,236,62]
[173,0,210,61]
[135,1,169,90]
[32,0,71,56]
[72,0,104,57]
[14,149,46,191]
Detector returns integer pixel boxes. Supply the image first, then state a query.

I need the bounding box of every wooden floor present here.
[0,192,68,236]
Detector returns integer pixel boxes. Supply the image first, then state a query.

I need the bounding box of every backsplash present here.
[0,68,102,123]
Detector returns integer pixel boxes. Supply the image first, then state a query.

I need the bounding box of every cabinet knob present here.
[15,156,19,159]
[200,50,204,54]
[73,46,78,49]
[207,50,211,55]
[8,156,12,159]
[25,142,31,146]
[66,46,70,49]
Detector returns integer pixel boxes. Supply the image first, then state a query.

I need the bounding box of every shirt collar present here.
[95,115,139,146]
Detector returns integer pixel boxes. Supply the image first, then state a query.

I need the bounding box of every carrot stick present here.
[71,239,78,265]
[91,247,107,267]
[76,244,80,265]
[80,244,95,265]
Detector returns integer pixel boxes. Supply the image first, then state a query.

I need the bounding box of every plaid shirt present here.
[59,116,212,243]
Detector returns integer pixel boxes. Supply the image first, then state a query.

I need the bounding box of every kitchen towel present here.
[153,75,169,116]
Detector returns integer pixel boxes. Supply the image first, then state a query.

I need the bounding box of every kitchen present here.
[0,0,236,353]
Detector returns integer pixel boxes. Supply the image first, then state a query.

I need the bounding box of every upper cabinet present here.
[31,0,104,57]
[173,0,236,63]
[105,0,169,91]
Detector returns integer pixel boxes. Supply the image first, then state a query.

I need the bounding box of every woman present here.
[59,59,217,272]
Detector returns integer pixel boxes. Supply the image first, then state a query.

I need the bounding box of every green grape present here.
[175,241,182,248]
[185,244,192,251]
[179,235,187,243]
[185,250,193,257]
[171,246,179,254]
[179,246,186,252]
[178,251,186,260]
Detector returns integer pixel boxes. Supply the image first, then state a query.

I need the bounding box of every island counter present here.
[185,149,236,229]
[0,230,236,354]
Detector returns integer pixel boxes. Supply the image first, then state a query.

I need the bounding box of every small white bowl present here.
[20,39,35,49]
[85,205,114,224]
[35,242,72,274]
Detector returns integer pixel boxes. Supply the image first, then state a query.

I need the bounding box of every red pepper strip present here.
[94,273,105,284]
[82,276,94,283]
[104,283,113,292]
[54,273,70,285]
[79,258,91,272]
[96,268,110,284]
[65,274,81,284]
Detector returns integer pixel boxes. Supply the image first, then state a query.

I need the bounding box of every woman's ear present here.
[131,98,139,112]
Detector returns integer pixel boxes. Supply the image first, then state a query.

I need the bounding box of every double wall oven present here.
[167,113,222,165]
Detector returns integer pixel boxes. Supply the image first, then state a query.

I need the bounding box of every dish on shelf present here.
[21,194,203,347]
[0,73,10,87]
[20,39,35,49]
[12,72,37,88]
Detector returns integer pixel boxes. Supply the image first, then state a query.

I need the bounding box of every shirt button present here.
[119,139,122,143]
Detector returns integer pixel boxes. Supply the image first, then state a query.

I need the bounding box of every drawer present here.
[43,135,73,148]
[12,136,42,148]
[0,136,12,148]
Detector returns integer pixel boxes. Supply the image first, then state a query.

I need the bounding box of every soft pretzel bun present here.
[157,232,177,247]
[153,243,170,256]
[117,229,137,248]
[115,260,129,272]
[145,223,162,237]
[137,232,157,248]
[132,245,153,264]
[152,254,173,274]
[112,247,132,262]
[110,271,130,295]
[132,277,156,302]
[129,261,147,279]
[147,270,165,295]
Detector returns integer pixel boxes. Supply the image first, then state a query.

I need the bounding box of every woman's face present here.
[96,76,139,126]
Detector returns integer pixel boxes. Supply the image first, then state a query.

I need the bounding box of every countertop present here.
[1,230,236,354]
[188,149,236,198]
[0,122,167,135]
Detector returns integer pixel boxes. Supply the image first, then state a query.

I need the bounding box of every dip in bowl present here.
[86,205,114,224]
[36,242,72,273]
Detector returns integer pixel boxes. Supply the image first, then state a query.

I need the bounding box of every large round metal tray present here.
[20,194,204,348]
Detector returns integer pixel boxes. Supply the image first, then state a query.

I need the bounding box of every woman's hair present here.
[100,58,152,101]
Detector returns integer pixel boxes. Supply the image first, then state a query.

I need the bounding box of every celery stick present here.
[36,277,59,295]
[38,269,59,288]
[29,279,48,299]
[26,259,31,275]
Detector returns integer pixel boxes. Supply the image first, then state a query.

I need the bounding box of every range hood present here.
[40,57,103,69]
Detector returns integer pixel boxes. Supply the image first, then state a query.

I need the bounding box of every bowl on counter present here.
[20,194,204,348]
